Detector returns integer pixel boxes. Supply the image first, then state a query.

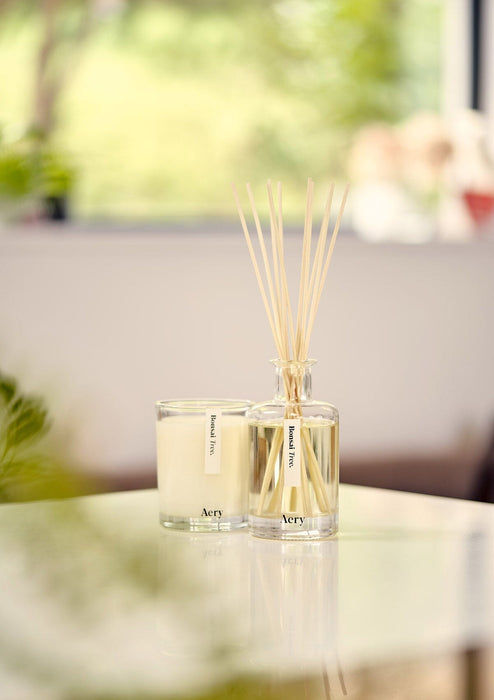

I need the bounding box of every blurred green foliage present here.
[0,371,87,502]
[0,128,76,219]
[0,145,34,200]
[0,0,443,220]
[37,145,76,197]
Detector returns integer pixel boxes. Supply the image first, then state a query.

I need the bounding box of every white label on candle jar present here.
[204,410,222,474]
[284,419,301,487]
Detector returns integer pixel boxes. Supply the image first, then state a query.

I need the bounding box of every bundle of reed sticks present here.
[233,179,349,518]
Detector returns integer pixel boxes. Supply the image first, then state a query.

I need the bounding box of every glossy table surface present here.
[0,485,493,699]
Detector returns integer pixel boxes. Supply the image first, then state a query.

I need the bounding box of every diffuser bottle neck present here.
[273,360,315,402]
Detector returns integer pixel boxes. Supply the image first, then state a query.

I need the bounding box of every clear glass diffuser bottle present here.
[248,360,339,540]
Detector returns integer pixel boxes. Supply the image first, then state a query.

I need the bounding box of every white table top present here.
[0,485,493,699]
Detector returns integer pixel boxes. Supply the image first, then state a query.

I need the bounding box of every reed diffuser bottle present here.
[233,178,348,540]
[249,360,338,539]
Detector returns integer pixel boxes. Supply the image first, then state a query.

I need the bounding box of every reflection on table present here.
[0,485,493,699]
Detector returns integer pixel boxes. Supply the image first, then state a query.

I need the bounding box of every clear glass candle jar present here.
[156,399,252,531]
[248,360,339,540]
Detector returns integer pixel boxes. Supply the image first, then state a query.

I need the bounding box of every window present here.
[0,1,448,222]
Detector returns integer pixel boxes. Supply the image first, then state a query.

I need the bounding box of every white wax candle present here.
[157,414,249,519]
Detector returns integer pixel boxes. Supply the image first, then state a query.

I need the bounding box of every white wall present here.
[1,229,493,476]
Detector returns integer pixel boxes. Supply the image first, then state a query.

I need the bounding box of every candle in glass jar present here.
[156,400,251,531]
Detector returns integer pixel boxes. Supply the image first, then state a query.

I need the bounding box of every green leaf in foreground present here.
[0,376,17,406]
[6,398,49,448]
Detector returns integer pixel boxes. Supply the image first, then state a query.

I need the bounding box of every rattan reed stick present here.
[233,180,348,518]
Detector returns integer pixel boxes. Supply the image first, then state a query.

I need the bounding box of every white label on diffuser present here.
[284,419,301,487]
[204,410,221,474]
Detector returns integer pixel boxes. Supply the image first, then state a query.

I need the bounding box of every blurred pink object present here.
[397,112,452,193]
[348,124,400,181]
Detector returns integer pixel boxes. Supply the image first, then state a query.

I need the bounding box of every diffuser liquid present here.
[249,418,338,539]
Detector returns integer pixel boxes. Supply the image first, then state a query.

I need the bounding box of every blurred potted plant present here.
[0,126,76,223]
[37,140,76,221]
